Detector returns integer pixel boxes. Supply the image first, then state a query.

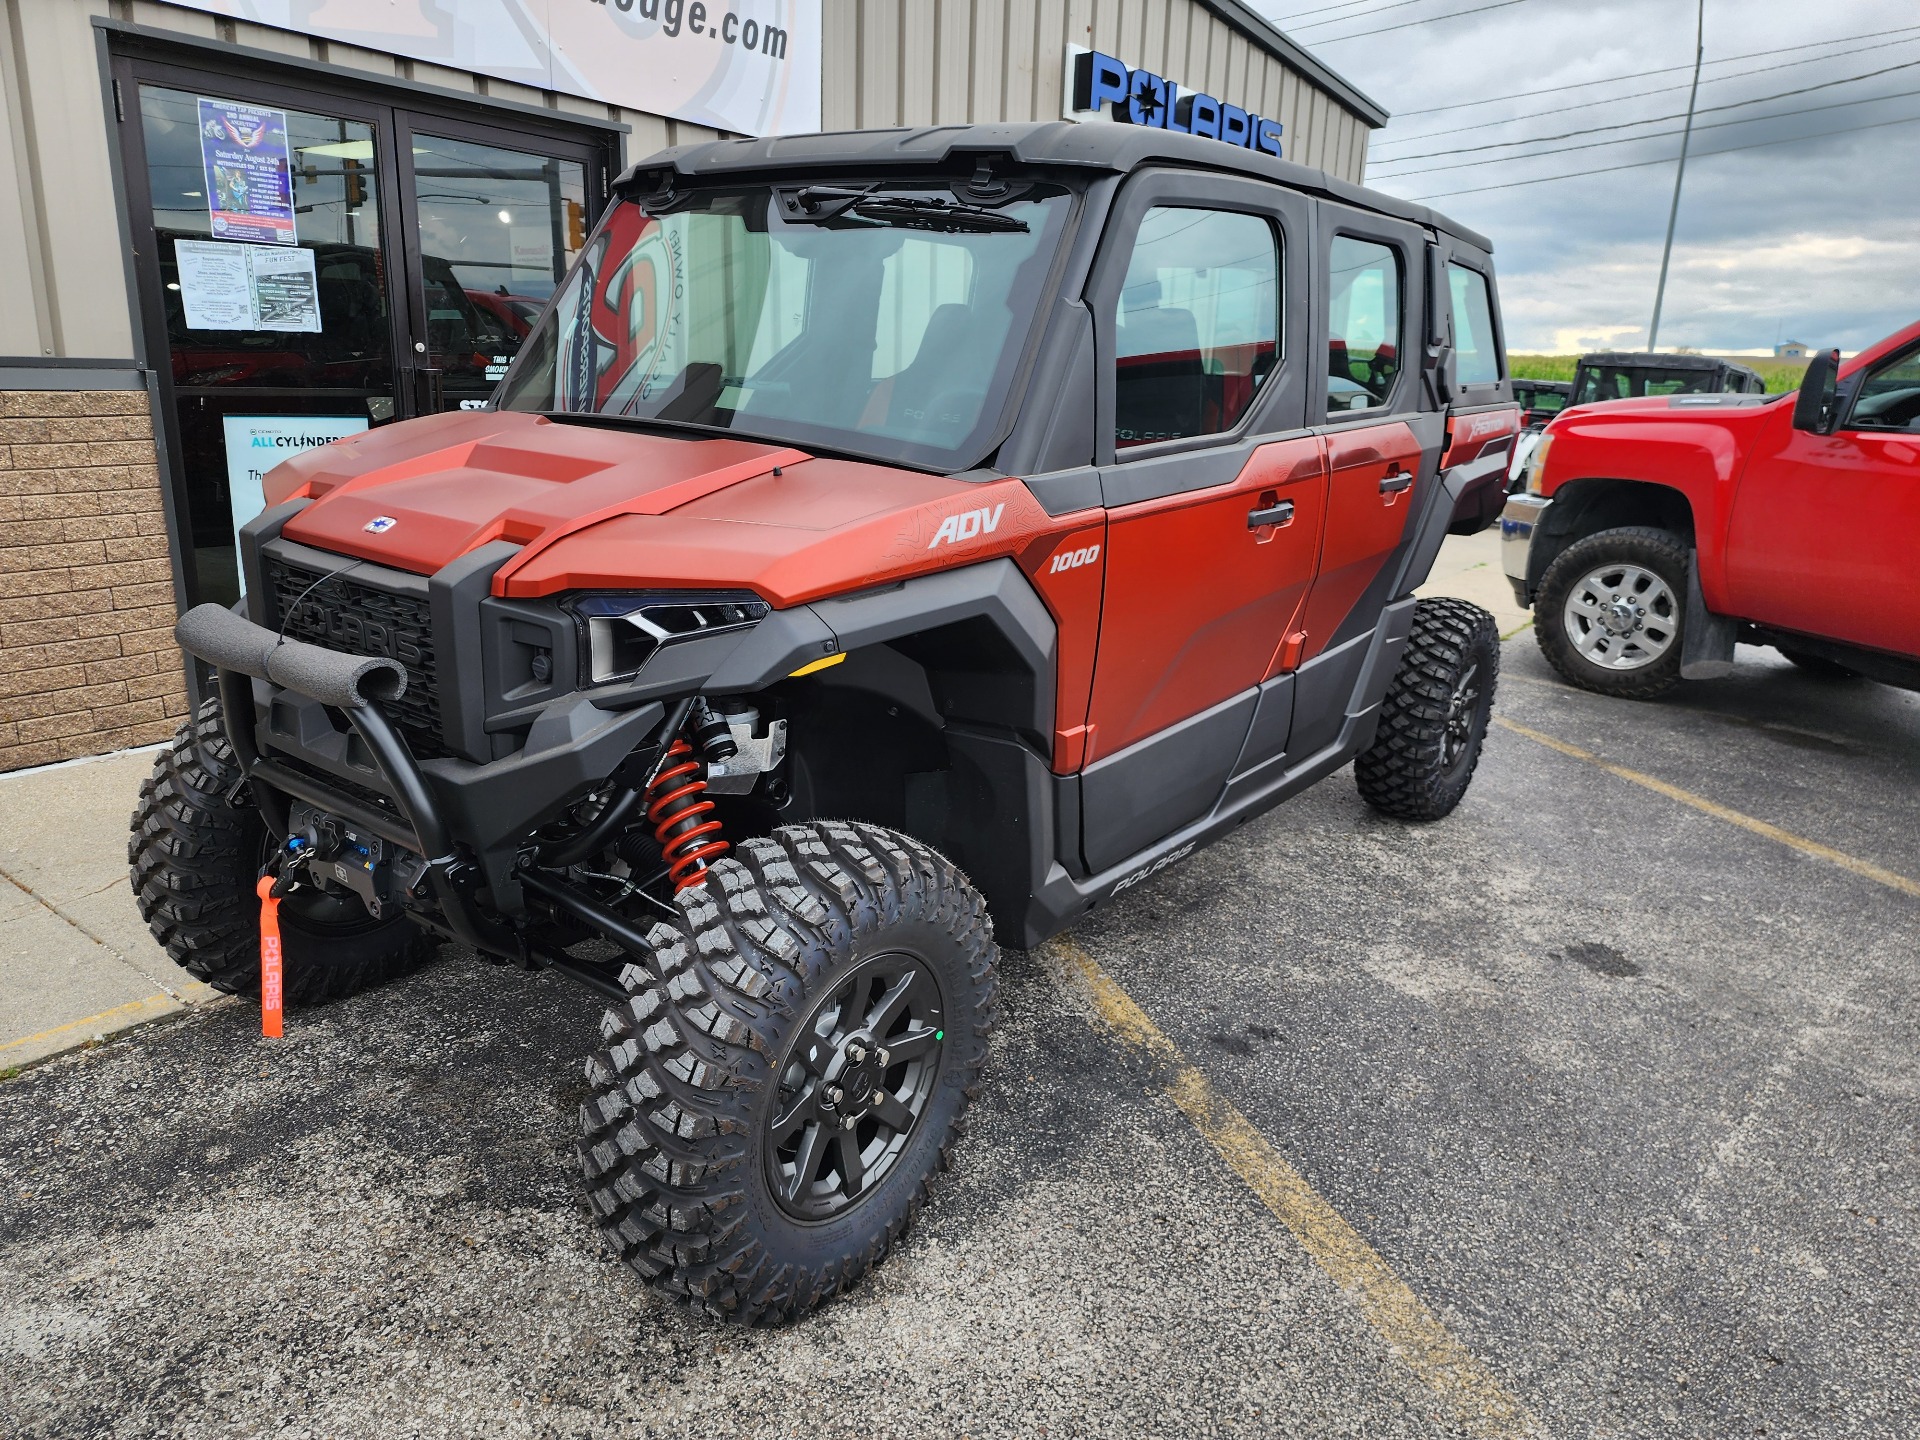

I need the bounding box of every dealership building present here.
[0,0,1384,771]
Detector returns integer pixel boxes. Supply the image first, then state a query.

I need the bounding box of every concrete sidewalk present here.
[1415,522,1531,637]
[0,532,1530,1072]
[0,744,218,1070]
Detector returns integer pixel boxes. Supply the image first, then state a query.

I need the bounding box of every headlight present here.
[1524,433,1554,495]
[570,591,770,684]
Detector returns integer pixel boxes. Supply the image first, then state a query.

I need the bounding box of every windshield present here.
[1574,365,1720,405]
[498,183,1074,469]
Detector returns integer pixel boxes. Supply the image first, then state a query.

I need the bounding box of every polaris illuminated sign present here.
[1065,47,1283,157]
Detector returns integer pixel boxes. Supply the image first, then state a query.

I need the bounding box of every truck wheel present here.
[128,700,434,1004]
[1534,526,1687,699]
[1778,647,1860,680]
[578,820,997,1324]
[1356,597,1499,821]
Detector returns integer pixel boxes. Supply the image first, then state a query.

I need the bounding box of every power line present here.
[1370,80,1920,178]
[1309,0,1530,44]
[1370,32,1920,149]
[1388,23,1920,117]
[1392,109,1920,202]
[1285,0,1479,32]
[1273,0,1401,24]
[1370,57,1920,170]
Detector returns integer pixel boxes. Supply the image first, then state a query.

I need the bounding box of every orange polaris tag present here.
[256,876,284,1039]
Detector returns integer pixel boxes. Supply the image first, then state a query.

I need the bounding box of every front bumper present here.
[1499,492,1551,607]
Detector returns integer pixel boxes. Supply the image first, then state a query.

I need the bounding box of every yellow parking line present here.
[1494,717,1920,900]
[0,981,215,1058]
[1046,936,1541,1440]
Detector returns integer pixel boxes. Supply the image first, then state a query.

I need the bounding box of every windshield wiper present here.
[782,186,1029,234]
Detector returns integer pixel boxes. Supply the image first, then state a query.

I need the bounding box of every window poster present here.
[176,240,322,333]
[223,415,369,590]
[198,97,297,245]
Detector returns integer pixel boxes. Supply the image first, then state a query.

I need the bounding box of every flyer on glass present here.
[198,97,297,246]
[175,239,321,332]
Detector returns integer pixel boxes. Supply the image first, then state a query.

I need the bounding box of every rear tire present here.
[1778,647,1861,680]
[1535,526,1688,699]
[1356,597,1499,822]
[577,820,997,1324]
[128,699,434,1004]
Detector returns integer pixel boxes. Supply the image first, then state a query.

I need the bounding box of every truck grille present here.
[264,559,449,758]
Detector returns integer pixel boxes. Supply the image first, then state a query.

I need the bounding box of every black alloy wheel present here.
[577,820,996,1324]
[767,953,946,1221]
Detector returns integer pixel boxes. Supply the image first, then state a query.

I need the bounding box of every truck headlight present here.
[1524,433,1554,495]
[570,592,770,684]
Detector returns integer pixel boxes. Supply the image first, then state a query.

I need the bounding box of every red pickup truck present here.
[1501,320,1920,698]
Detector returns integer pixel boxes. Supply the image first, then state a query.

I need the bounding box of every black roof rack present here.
[615,122,1493,254]
[1579,352,1765,382]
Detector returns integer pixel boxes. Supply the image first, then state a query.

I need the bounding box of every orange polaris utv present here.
[139,123,1518,1322]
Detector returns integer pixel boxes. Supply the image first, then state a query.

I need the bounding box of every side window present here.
[1848,345,1920,432]
[1326,237,1403,416]
[1447,263,1500,387]
[1114,206,1279,449]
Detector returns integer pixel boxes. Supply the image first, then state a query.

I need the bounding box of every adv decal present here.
[928,503,1006,549]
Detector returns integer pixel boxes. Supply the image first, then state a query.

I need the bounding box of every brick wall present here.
[0,389,189,772]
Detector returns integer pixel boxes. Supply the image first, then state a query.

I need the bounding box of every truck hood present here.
[264,409,1058,605]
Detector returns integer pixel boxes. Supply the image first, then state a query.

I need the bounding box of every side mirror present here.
[1791,347,1840,434]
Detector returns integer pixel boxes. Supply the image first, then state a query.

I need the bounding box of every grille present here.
[264,559,449,758]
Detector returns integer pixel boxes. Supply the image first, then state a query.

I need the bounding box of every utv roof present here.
[616,121,1494,255]
[1579,352,1765,383]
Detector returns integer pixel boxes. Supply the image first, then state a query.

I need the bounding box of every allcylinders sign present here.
[169,0,820,137]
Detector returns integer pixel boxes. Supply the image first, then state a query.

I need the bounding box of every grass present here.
[1510,354,1808,394]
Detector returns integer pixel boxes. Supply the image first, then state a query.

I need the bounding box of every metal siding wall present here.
[1138,0,1168,76]
[859,0,901,126]
[934,0,972,123]
[900,1,935,126]
[970,0,1006,122]
[0,0,48,356]
[6,0,135,359]
[1030,0,1067,119]
[1003,0,1038,120]
[823,0,859,130]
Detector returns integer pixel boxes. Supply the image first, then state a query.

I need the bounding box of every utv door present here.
[1078,170,1320,874]
[1292,208,1445,760]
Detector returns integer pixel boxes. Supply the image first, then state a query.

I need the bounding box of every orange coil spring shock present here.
[646,738,729,891]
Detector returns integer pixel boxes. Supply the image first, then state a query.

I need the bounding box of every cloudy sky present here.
[1253,0,1920,354]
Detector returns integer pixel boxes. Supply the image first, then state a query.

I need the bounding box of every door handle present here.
[415,366,445,414]
[1247,499,1296,530]
[1379,468,1413,495]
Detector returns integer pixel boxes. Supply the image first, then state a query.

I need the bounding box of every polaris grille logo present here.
[928,503,1005,549]
[288,600,425,665]
[364,515,398,534]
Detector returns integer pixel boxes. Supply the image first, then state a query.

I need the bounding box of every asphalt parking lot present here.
[3,633,1917,1439]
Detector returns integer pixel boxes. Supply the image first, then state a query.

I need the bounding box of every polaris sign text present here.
[1064,47,1283,157]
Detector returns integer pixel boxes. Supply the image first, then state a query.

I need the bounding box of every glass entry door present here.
[399,127,590,414]
[118,53,613,608]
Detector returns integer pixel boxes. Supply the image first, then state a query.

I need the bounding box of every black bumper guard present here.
[175,603,631,998]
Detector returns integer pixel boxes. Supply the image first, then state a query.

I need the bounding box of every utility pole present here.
[1648,0,1705,351]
